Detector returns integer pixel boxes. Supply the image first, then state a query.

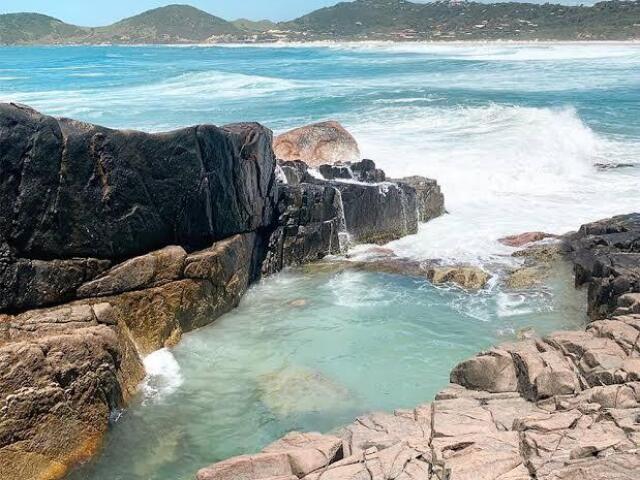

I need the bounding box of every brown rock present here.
[427,265,491,290]
[263,432,343,477]
[274,121,360,167]
[499,232,557,248]
[451,348,519,393]
[77,246,187,298]
[505,266,548,289]
[0,324,144,480]
[196,452,294,480]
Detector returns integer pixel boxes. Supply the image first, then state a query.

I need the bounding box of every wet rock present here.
[258,366,351,416]
[336,182,419,244]
[505,265,548,289]
[499,232,558,248]
[77,246,187,298]
[261,184,344,274]
[427,265,491,290]
[395,175,446,223]
[318,163,355,181]
[278,159,309,185]
[513,243,565,263]
[113,235,255,354]
[0,323,144,480]
[0,103,277,260]
[564,213,640,319]
[0,256,110,312]
[349,159,386,183]
[273,121,360,167]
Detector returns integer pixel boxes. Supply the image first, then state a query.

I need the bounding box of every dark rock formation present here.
[279,160,309,185]
[564,213,640,319]
[395,175,445,223]
[337,181,419,244]
[0,254,111,312]
[310,160,445,243]
[0,103,276,260]
[261,184,344,275]
[319,159,386,183]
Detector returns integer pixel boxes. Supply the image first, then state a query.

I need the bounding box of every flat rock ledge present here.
[197,213,640,480]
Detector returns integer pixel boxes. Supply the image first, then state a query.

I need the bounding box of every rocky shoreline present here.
[0,103,445,479]
[1,102,638,480]
[196,214,640,480]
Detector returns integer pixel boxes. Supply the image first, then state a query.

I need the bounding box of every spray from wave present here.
[141,349,184,405]
[347,104,639,263]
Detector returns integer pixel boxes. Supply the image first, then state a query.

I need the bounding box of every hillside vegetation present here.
[1,0,639,44]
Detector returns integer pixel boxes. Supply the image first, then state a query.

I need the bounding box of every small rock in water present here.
[517,327,537,340]
[288,298,308,308]
[499,231,557,248]
[505,266,548,289]
[257,366,351,416]
[427,265,491,290]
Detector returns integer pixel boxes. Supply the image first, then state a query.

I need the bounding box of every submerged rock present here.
[427,265,491,290]
[504,265,547,289]
[273,121,360,167]
[257,366,351,416]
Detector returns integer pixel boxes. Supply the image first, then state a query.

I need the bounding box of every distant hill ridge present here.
[1,0,639,44]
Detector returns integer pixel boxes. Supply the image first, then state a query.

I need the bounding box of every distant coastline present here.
[1,1,639,46]
[3,40,640,48]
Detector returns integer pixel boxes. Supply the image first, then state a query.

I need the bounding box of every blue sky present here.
[0,0,592,25]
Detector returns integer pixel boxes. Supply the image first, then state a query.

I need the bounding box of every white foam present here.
[141,349,184,404]
[349,103,640,265]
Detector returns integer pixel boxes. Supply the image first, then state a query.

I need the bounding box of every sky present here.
[0,0,594,25]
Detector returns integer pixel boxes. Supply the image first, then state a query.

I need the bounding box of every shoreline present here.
[2,39,640,48]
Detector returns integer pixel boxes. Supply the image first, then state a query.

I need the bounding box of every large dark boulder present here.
[261,184,344,274]
[336,181,418,244]
[565,213,640,318]
[395,175,445,223]
[0,103,277,260]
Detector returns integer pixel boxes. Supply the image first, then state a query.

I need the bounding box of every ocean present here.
[1,42,639,479]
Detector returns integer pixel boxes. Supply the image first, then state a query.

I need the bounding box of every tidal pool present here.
[71,263,586,480]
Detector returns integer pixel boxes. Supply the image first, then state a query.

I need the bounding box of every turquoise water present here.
[71,267,585,480]
[1,43,640,479]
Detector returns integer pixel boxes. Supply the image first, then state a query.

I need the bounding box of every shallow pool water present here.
[70,263,585,480]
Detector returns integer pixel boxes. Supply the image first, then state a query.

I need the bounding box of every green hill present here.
[0,1,639,44]
[232,18,277,33]
[89,5,241,43]
[286,0,640,40]
[0,13,86,44]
